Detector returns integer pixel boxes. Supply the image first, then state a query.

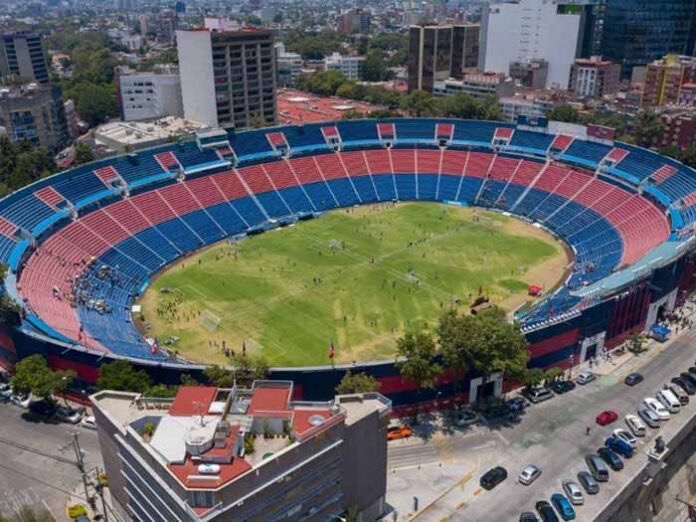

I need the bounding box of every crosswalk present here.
[388,442,439,470]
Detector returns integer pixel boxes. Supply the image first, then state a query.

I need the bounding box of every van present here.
[585,454,609,482]
[656,389,681,413]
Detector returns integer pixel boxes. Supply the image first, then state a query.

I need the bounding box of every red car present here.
[596,410,619,426]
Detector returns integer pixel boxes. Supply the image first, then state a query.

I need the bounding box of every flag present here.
[328,341,335,359]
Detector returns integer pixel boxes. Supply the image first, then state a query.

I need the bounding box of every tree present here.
[97,360,152,393]
[11,354,75,401]
[678,147,696,168]
[436,92,481,119]
[361,50,390,82]
[230,354,270,387]
[143,383,178,398]
[543,367,564,383]
[521,368,545,391]
[395,331,442,389]
[341,109,365,120]
[335,371,380,395]
[295,70,346,96]
[68,82,118,127]
[548,105,580,123]
[627,333,647,354]
[204,365,235,388]
[73,142,95,166]
[401,90,437,117]
[632,112,664,148]
[437,306,529,384]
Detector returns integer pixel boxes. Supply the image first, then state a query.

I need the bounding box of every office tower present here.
[408,24,480,92]
[480,0,590,89]
[0,32,49,85]
[177,26,277,129]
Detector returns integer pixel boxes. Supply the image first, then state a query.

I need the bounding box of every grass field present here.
[139,203,569,367]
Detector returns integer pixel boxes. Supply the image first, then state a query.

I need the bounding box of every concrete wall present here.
[177,30,217,128]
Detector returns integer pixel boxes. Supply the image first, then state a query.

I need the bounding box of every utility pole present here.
[72,431,91,506]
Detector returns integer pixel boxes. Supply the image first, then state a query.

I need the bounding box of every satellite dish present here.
[309,414,326,426]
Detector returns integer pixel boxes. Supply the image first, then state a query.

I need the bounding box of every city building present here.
[569,56,621,98]
[0,83,69,152]
[176,25,277,129]
[600,0,696,78]
[91,382,391,521]
[641,55,696,109]
[157,9,179,44]
[277,88,383,124]
[275,43,303,88]
[509,59,548,90]
[0,31,49,84]
[338,8,372,34]
[480,0,590,89]
[499,94,557,122]
[323,52,365,81]
[117,65,183,121]
[655,111,696,151]
[433,71,515,100]
[93,116,207,152]
[408,24,480,92]
[116,0,138,10]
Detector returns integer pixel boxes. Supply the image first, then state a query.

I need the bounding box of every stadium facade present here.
[1,118,695,413]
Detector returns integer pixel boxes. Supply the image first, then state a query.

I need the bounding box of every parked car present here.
[535,501,559,522]
[655,389,681,413]
[387,424,412,441]
[0,383,12,401]
[605,436,633,458]
[520,512,540,522]
[680,372,696,388]
[577,471,600,494]
[665,383,689,405]
[549,380,575,394]
[480,466,508,490]
[637,406,661,428]
[625,414,647,437]
[28,399,57,418]
[197,463,221,474]
[11,393,32,409]
[550,493,576,521]
[613,428,637,448]
[56,406,83,424]
[585,454,609,482]
[518,464,542,486]
[624,373,644,386]
[598,447,624,471]
[80,415,97,430]
[454,409,479,427]
[562,480,584,505]
[643,397,670,420]
[596,410,618,426]
[524,387,554,404]
[672,376,696,395]
[576,371,596,385]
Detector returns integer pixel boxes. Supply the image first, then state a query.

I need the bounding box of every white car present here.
[197,463,221,475]
[453,409,479,427]
[576,371,596,385]
[643,397,670,421]
[655,389,681,413]
[0,383,12,400]
[11,393,32,409]
[613,428,637,448]
[518,464,542,486]
[625,414,647,437]
[56,406,83,424]
[562,480,584,505]
[80,415,97,430]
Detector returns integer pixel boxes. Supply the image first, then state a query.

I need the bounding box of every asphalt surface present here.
[0,402,101,520]
[446,334,696,521]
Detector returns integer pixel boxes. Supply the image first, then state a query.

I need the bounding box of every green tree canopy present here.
[11,354,75,400]
[547,105,580,123]
[632,112,664,148]
[97,360,152,393]
[204,365,235,388]
[395,331,442,389]
[335,371,381,395]
[295,70,347,96]
[401,90,437,117]
[73,142,95,166]
[361,50,391,82]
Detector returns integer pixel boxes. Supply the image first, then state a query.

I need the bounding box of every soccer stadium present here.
[1,118,695,409]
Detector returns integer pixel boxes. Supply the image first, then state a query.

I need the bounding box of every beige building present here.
[641,55,696,109]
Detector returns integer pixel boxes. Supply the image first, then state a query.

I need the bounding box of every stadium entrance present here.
[468,373,503,404]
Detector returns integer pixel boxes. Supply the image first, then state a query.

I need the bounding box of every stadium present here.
[1,118,695,411]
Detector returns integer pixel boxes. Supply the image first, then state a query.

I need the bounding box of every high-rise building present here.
[408,24,480,92]
[275,43,303,87]
[338,8,372,35]
[641,55,696,109]
[480,0,591,89]
[0,84,70,152]
[177,26,277,129]
[569,56,621,98]
[117,65,183,121]
[324,52,365,81]
[600,0,696,78]
[0,32,50,85]
[91,382,391,521]
[157,10,179,44]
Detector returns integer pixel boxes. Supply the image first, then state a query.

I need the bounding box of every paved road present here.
[438,335,696,521]
[0,402,101,520]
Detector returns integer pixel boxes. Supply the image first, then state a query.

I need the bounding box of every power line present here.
[0,435,76,465]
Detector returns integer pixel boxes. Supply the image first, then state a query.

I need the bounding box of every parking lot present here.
[0,398,101,520]
[386,332,696,521]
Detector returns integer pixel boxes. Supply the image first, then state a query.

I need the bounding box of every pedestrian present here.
[585,426,591,436]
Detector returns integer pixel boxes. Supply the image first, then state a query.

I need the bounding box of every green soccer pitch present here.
[138,202,569,367]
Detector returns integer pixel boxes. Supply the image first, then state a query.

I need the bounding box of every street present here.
[0,402,101,521]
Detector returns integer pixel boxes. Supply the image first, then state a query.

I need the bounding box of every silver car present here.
[638,406,661,428]
[576,371,596,385]
[518,464,542,485]
[562,480,584,505]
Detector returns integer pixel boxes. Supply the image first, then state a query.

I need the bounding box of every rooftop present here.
[94,117,208,148]
[277,88,384,125]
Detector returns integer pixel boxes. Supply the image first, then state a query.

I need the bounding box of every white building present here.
[324,52,365,81]
[275,43,303,87]
[118,65,183,122]
[499,95,557,122]
[480,0,586,89]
